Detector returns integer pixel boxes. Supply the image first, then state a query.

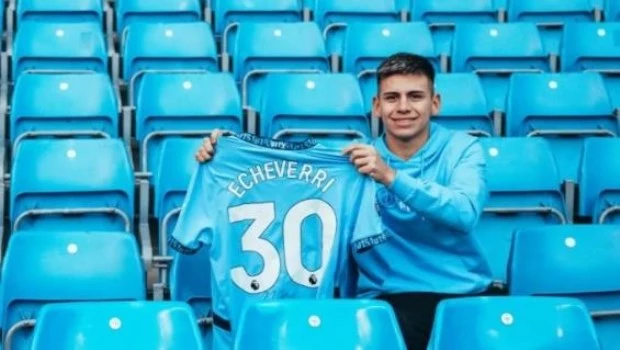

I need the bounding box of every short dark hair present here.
[376,53,436,93]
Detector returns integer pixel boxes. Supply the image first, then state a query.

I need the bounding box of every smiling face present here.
[373,73,440,143]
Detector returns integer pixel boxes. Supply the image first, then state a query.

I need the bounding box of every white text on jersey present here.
[227,160,336,198]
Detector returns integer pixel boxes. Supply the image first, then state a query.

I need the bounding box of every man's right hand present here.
[195,129,223,162]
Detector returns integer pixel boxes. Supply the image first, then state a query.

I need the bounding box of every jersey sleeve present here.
[168,164,215,255]
[351,177,387,253]
[340,176,387,297]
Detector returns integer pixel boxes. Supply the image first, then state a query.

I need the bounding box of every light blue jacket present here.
[355,122,494,296]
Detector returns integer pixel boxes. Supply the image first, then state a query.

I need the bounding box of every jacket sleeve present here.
[387,139,487,233]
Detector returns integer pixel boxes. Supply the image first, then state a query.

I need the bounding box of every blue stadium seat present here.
[507,0,598,54]
[31,301,203,350]
[234,299,406,350]
[605,0,620,21]
[0,230,146,350]
[16,0,104,25]
[169,248,213,349]
[308,0,400,56]
[135,72,242,173]
[560,22,620,110]
[10,139,135,232]
[10,73,119,146]
[476,137,566,285]
[115,0,202,35]
[409,0,499,56]
[341,22,439,116]
[259,73,370,147]
[122,22,218,105]
[505,72,616,182]
[154,138,202,254]
[12,21,107,80]
[231,22,329,128]
[428,296,601,350]
[451,22,550,112]
[213,0,302,45]
[578,138,620,224]
[509,225,620,350]
[434,73,494,136]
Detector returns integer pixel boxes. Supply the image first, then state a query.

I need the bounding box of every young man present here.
[194,53,495,349]
[340,53,495,349]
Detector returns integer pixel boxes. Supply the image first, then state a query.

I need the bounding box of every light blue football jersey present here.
[169,133,386,350]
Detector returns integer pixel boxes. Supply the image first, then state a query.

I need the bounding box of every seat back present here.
[259,73,369,146]
[342,22,438,113]
[452,22,550,112]
[232,22,329,111]
[429,296,601,350]
[31,301,203,350]
[116,0,202,35]
[560,22,620,110]
[509,225,620,350]
[505,72,615,182]
[234,299,406,350]
[311,0,400,55]
[122,22,218,92]
[578,138,620,223]
[154,138,203,249]
[135,72,243,172]
[12,21,107,80]
[561,22,620,72]
[17,0,103,25]
[213,0,302,43]
[10,139,134,232]
[434,73,492,136]
[481,137,566,217]
[0,231,146,350]
[507,0,595,54]
[410,0,498,55]
[10,73,119,145]
[476,137,566,283]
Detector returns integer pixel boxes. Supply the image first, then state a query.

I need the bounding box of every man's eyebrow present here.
[382,89,427,96]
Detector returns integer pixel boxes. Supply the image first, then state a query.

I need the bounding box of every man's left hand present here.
[342,144,395,186]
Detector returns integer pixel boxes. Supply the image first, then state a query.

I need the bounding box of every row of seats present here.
[6,0,617,32]
[9,135,617,286]
[2,224,619,349]
[0,132,617,247]
[4,0,620,52]
[7,20,620,113]
[1,296,610,350]
[5,71,619,179]
[1,120,619,255]
[236,296,605,350]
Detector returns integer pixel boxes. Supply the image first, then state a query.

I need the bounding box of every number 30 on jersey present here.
[228,199,337,294]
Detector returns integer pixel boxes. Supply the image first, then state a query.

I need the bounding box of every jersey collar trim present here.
[233,133,317,150]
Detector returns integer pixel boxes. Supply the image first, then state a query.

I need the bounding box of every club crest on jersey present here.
[376,188,411,212]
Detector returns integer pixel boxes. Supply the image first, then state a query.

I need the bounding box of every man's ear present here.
[431,92,441,117]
